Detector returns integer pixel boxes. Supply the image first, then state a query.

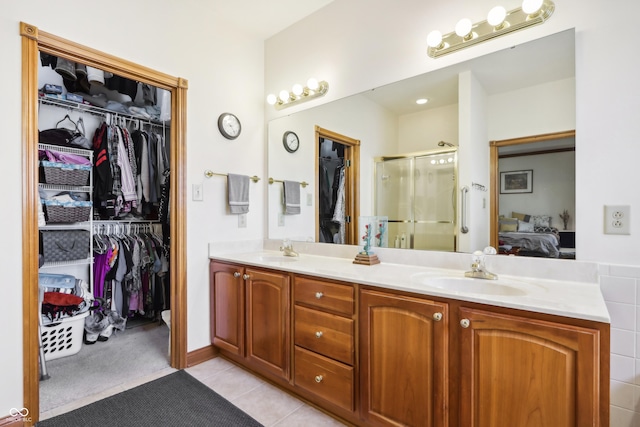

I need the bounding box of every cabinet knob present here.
[315,292,324,299]
[315,331,323,339]
[460,318,470,328]
[433,312,443,322]
[233,272,241,278]
[242,274,250,280]
[315,375,323,383]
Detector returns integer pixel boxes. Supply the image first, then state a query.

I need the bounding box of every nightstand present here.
[559,230,575,249]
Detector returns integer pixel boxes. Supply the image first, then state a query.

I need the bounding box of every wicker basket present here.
[43,204,92,223]
[41,311,88,361]
[41,161,90,186]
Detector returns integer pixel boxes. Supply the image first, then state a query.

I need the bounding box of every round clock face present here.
[218,113,241,140]
[283,131,299,153]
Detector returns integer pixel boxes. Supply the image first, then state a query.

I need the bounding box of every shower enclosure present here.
[374,148,457,251]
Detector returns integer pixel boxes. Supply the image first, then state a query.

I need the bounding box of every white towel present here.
[283,180,300,215]
[228,173,250,214]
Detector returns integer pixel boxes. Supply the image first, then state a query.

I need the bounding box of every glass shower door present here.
[413,153,456,251]
[374,157,414,248]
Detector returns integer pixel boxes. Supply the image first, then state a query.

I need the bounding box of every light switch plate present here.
[238,214,247,228]
[307,193,313,206]
[192,184,203,201]
[278,213,285,227]
[604,205,630,235]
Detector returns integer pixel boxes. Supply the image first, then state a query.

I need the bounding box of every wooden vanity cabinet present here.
[210,261,291,382]
[359,289,449,427]
[458,306,607,427]
[292,276,357,416]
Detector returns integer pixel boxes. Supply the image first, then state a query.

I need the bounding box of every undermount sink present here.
[411,274,527,296]
[259,255,298,263]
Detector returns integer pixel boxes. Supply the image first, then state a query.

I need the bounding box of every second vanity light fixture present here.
[267,78,329,110]
[427,0,554,58]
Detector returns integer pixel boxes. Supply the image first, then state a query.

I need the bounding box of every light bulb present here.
[266,94,277,105]
[487,6,507,27]
[455,18,472,38]
[306,78,319,91]
[278,90,290,103]
[430,160,436,165]
[522,0,543,14]
[439,159,445,164]
[427,30,443,48]
[292,84,303,96]
[416,98,428,105]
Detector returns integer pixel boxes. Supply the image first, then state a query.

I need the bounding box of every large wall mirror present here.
[267,29,575,259]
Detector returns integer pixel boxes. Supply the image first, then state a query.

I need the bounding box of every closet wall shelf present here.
[39,183,92,193]
[39,95,170,127]
[40,257,93,269]
[39,223,92,231]
[268,177,309,188]
[38,143,92,157]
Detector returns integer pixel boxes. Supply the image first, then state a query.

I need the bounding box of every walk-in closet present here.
[36,53,173,414]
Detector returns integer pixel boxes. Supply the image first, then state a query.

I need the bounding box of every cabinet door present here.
[245,268,291,380]
[459,307,601,427]
[210,262,244,356]
[360,290,448,427]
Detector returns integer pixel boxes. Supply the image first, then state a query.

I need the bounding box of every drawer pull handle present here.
[315,375,323,383]
[460,318,470,328]
[433,312,443,322]
[233,272,241,278]
[315,292,324,299]
[243,274,250,280]
[315,331,323,338]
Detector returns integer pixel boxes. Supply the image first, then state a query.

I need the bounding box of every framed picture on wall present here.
[500,170,533,194]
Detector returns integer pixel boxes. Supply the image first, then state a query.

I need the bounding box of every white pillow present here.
[518,220,535,232]
[531,215,551,228]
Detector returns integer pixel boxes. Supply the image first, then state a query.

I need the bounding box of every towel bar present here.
[268,177,308,188]
[204,170,260,183]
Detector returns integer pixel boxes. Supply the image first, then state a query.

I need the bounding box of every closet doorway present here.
[315,126,360,245]
[21,23,187,422]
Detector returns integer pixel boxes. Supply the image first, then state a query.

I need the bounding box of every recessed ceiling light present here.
[416,98,428,105]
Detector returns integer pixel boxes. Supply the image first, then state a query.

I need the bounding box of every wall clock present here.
[283,131,299,153]
[217,112,241,140]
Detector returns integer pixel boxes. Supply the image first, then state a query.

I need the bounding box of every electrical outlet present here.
[238,214,247,228]
[278,213,285,227]
[604,205,630,235]
[192,184,203,201]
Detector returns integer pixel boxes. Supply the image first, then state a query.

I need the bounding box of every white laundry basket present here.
[41,311,89,361]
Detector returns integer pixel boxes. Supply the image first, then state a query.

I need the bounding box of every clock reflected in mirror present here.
[283,131,299,153]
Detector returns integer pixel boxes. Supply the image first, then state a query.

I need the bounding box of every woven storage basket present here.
[39,229,90,262]
[43,204,91,223]
[41,161,90,186]
[41,311,88,361]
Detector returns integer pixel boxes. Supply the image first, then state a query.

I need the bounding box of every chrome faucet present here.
[280,239,299,257]
[464,249,498,280]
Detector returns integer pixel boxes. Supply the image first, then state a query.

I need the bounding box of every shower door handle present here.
[460,186,469,234]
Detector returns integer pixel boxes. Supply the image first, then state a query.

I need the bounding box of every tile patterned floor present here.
[40,357,346,426]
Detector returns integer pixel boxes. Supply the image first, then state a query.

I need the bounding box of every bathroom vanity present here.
[209,250,610,427]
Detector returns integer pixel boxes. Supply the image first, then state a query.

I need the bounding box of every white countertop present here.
[209,250,610,324]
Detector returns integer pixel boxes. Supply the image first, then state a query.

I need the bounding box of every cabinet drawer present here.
[295,306,354,365]
[294,346,354,412]
[294,277,354,315]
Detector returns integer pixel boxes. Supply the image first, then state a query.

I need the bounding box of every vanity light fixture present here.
[427,0,554,58]
[267,77,329,110]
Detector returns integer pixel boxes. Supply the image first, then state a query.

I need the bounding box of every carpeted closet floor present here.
[39,317,171,415]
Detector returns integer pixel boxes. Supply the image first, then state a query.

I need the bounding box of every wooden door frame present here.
[314,126,360,245]
[489,129,576,249]
[21,22,188,423]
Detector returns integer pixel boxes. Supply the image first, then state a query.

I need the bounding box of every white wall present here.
[397,104,458,152]
[265,0,640,422]
[1,0,266,414]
